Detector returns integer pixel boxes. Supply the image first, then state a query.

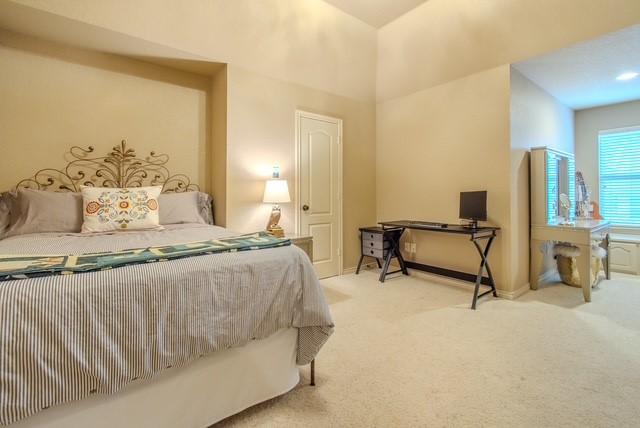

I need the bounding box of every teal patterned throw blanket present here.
[0,232,290,281]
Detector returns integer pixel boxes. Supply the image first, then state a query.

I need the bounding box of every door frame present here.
[295,110,343,276]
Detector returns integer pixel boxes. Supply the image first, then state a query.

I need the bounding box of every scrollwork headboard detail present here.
[15,140,200,193]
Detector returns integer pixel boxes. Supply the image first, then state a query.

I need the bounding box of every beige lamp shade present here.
[263,179,291,203]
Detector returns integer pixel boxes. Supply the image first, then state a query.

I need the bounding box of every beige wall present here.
[510,69,575,285]
[510,69,575,155]
[9,0,377,101]
[210,66,228,225]
[376,66,511,289]
[4,0,640,285]
[0,30,211,192]
[575,100,640,203]
[0,2,377,271]
[226,65,376,269]
[377,0,640,101]
[376,0,638,292]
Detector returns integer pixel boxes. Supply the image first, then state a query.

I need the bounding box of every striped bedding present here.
[0,224,333,426]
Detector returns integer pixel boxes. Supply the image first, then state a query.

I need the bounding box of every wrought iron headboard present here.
[16,140,200,193]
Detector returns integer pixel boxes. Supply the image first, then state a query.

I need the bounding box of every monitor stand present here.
[462,220,478,229]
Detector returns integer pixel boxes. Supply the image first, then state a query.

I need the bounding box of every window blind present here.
[568,154,576,220]
[546,151,558,223]
[599,127,640,226]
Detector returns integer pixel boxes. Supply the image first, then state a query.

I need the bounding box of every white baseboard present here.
[342,266,357,275]
[498,270,556,299]
[496,282,530,300]
[342,262,377,275]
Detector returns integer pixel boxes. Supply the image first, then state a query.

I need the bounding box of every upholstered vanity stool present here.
[356,226,408,282]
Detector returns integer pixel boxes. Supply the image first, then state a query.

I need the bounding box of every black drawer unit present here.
[356,226,408,283]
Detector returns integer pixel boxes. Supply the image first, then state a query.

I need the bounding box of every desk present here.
[530,220,611,302]
[379,220,500,309]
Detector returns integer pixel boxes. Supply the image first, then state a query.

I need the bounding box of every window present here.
[546,151,575,223]
[599,127,640,226]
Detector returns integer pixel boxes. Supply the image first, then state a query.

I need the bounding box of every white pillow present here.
[81,186,163,233]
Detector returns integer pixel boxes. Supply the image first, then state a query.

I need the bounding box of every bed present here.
[0,142,333,427]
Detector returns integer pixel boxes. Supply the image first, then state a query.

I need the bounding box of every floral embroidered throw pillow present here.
[81,186,163,233]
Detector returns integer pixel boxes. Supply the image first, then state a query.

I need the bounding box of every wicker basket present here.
[556,254,580,287]
[554,243,606,288]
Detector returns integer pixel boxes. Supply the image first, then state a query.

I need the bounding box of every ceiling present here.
[514,24,640,110]
[322,0,428,28]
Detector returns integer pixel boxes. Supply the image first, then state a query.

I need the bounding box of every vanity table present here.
[529,147,610,303]
[530,220,610,302]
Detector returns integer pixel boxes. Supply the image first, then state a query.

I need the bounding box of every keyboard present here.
[407,221,448,228]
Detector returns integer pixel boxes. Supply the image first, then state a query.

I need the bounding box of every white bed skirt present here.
[11,328,300,428]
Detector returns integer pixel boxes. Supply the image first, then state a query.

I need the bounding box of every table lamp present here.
[263,167,290,237]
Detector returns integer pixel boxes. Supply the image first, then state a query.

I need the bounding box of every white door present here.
[297,112,342,279]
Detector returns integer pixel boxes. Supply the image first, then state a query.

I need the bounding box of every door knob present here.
[302,204,309,211]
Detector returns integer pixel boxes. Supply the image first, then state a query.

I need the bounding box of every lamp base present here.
[267,225,285,238]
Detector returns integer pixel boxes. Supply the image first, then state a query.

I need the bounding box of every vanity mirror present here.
[531,147,576,225]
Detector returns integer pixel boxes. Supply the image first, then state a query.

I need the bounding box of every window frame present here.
[598,125,640,228]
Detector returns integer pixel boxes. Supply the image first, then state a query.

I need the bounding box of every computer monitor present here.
[459,191,487,227]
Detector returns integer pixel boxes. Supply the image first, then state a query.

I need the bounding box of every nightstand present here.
[288,234,313,260]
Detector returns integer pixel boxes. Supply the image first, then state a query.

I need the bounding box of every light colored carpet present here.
[217,270,640,427]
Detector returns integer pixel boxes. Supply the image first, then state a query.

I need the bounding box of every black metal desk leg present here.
[355,254,365,274]
[372,227,407,283]
[391,233,409,276]
[474,236,497,297]
[484,260,498,297]
[388,230,409,276]
[471,235,496,310]
[471,260,486,310]
[379,250,393,283]
[310,359,315,386]
[396,249,409,275]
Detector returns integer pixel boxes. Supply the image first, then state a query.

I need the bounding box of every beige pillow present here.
[81,186,163,233]
[197,192,215,225]
[5,189,83,238]
[0,191,16,239]
[158,192,207,225]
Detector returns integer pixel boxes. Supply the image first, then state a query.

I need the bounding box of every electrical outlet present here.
[410,243,417,253]
[404,242,411,252]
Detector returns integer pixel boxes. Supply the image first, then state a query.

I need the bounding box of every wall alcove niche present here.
[0,22,228,224]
